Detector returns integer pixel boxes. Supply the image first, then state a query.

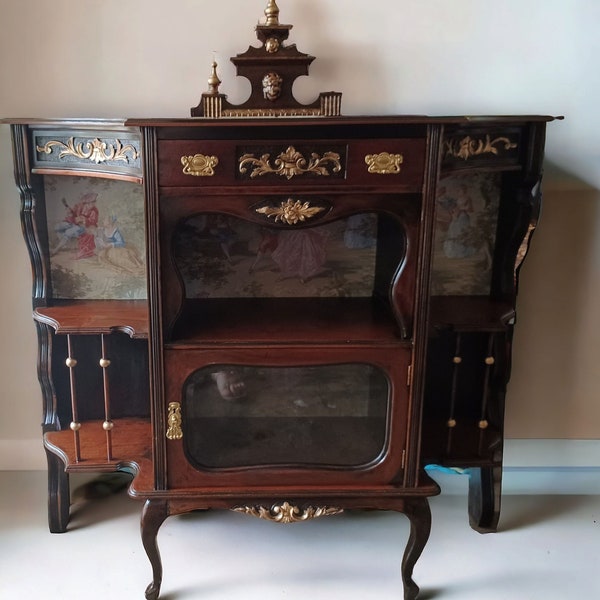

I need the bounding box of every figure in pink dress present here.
[271,228,330,282]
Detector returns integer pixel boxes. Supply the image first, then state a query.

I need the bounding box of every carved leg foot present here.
[141,499,169,600]
[46,450,70,533]
[468,466,502,533]
[400,497,432,600]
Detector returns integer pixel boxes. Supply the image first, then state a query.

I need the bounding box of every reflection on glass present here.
[183,364,389,469]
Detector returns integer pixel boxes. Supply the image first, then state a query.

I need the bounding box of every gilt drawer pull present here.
[181,153,219,176]
[365,152,403,174]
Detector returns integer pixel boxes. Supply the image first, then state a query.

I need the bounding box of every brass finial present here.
[207,60,221,95]
[264,0,280,26]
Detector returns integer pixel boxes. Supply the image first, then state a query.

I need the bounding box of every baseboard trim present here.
[503,438,600,468]
[1,437,599,475]
[429,466,600,496]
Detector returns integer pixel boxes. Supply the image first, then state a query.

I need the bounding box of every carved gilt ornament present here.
[445,134,517,161]
[36,137,139,164]
[239,146,342,180]
[181,154,219,177]
[256,198,326,225]
[233,501,343,524]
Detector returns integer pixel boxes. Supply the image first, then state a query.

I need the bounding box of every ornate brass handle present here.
[181,153,219,176]
[365,152,403,174]
[166,402,183,440]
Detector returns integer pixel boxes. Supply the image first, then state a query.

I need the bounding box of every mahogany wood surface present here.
[34,300,149,338]
[5,108,552,598]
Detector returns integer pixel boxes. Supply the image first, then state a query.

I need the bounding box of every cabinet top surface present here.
[1,115,560,127]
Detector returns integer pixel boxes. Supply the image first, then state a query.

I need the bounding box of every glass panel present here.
[173,213,389,299]
[44,176,146,299]
[432,173,500,295]
[183,364,389,469]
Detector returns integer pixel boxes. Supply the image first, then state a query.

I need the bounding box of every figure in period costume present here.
[52,192,99,258]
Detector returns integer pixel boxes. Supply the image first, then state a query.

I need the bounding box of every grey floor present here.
[0,470,598,599]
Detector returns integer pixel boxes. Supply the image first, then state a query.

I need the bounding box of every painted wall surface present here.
[0,0,598,467]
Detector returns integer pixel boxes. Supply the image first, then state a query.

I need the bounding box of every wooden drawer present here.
[32,128,142,180]
[158,138,425,189]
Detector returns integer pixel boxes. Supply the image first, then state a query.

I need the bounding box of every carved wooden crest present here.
[191,1,342,118]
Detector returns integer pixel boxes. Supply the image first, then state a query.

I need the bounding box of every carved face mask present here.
[262,72,283,101]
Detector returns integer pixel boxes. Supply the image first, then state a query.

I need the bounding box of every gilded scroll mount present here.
[233,501,343,524]
[444,134,518,161]
[36,137,139,165]
[239,146,342,180]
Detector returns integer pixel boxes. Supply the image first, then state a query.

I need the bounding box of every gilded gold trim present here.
[36,137,139,164]
[223,108,322,117]
[166,402,183,440]
[233,501,343,524]
[444,134,517,161]
[239,146,341,180]
[181,154,219,177]
[256,198,325,225]
[365,152,403,174]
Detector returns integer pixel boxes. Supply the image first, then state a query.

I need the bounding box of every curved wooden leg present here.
[46,450,70,533]
[141,499,169,600]
[401,497,432,600]
[468,466,502,533]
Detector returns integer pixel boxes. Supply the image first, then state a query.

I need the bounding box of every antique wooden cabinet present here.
[3,2,557,598]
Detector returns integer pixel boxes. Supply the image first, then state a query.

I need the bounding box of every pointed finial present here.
[207,59,221,95]
[264,0,280,26]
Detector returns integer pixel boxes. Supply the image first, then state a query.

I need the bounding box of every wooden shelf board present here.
[44,418,151,472]
[34,300,149,338]
[169,297,409,346]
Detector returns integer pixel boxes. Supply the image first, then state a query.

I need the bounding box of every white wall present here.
[1,0,599,468]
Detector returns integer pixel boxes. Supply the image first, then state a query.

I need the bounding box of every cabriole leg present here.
[141,499,169,600]
[400,497,432,600]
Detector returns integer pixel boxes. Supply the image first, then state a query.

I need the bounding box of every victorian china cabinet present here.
[3,2,557,598]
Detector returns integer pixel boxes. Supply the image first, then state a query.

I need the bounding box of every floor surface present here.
[0,471,598,599]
